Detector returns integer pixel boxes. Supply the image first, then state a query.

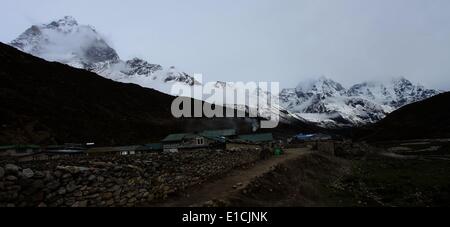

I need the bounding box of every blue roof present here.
[295,133,315,139]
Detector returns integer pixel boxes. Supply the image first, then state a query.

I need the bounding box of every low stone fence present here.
[317,142,335,155]
[0,149,261,207]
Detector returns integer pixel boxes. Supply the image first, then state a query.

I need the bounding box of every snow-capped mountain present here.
[8,16,286,130]
[347,78,439,108]
[8,16,442,129]
[9,16,199,92]
[280,77,441,127]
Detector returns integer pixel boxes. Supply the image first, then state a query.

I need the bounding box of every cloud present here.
[1,0,450,90]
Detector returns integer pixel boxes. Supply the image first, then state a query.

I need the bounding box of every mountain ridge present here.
[8,16,443,128]
[280,76,441,128]
[0,41,317,145]
[9,16,199,92]
[357,91,450,141]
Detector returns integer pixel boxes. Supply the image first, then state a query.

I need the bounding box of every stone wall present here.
[0,149,261,207]
[226,143,261,151]
[317,142,335,155]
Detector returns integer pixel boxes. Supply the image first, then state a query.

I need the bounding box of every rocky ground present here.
[322,139,450,207]
[211,140,450,207]
[151,148,312,207]
[220,152,351,207]
[0,149,261,207]
[2,140,448,207]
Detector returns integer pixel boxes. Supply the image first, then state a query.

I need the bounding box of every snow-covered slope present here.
[280,77,441,127]
[8,16,289,130]
[9,16,442,128]
[9,16,199,93]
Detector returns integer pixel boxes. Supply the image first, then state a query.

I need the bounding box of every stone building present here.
[0,145,41,157]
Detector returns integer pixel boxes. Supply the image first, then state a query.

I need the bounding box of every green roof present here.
[238,133,274,143]
[162,133,190,142]
[137,143,163,151]
[0,145,40,150]
[0,145,15,150]
[87,146,141,153]
[162,129,237,143]
[201,129,236,138]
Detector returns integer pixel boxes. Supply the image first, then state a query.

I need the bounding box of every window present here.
[197,138,205,145]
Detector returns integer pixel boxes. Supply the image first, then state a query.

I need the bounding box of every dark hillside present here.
[0,42,316,145]
[356,92,450,141]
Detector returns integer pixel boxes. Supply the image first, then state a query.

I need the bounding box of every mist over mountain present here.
[1,41,320,145]
[8,16,444,128]
[9,16,199,93]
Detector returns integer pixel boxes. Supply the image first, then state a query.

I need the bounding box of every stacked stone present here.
[0,148,261,207]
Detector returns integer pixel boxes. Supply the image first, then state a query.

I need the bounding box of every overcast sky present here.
[1,0,450,90]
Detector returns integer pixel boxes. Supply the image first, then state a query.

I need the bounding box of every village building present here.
[226,133,275,150]
[87,144,163,156]
[237,133,274,143]
[161,133,220,152]
[0,145,41,157]
[87,146,141,156]
[293,133,333,142]
[202,129,237,139]
[136,143,163,153]
[161,130,275,152]
[45,144,87,156]
[161,129,237,152]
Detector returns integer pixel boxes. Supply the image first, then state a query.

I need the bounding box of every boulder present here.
[22,168,34,178]
[47,181,60,190]
[102,192,113,200]
[57,166,90,174]
[57,187,66,195]
[66,182,78,193]
[72,200,88,207]
[88,175,96,181]
[4,164,19,175]
[6,175,18,181]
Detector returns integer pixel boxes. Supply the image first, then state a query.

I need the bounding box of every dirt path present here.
[151,148,312,207]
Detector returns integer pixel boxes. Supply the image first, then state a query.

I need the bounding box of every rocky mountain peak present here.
[280,77,441,128]
[10,16,119,66]
[9,17,198,91]
[122,58,162,76]
[46,16,79,32]
[296,77,346,97]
